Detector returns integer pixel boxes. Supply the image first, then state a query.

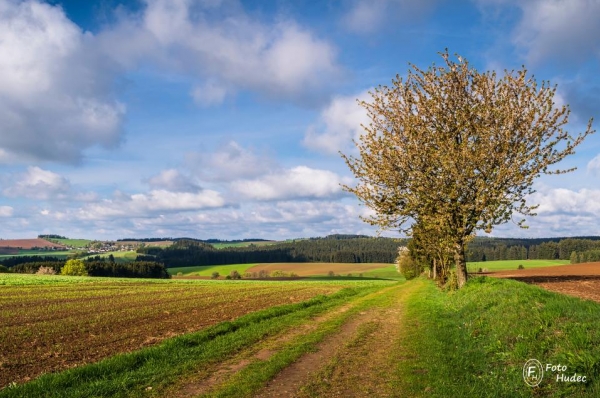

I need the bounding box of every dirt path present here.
[169,285,401,397]
[255,283,413,398]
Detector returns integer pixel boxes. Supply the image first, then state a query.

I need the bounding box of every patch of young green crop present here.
[81,250,138,263]
[0,283,387,398]
[168,264,259,276]
[360,264,403,279]
[0,250,72,259]
[393,277,600,397]
[467,259,569,272]
[50,239,92,248]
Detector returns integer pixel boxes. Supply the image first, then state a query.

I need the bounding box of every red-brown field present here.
[245,262,391,276]
[0,238,65,249]
[492,262,600,303]
[0,278,343,388]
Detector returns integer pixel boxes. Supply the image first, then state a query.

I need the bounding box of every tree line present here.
[466,237,600,262]
[2,255,169,279]
[137,236,403,267]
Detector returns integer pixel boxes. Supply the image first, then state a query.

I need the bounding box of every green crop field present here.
[82,250,138,263]
[168,263,259,276]
[0,250,73,259]
[467,259,569,272]
[50,238,92,248]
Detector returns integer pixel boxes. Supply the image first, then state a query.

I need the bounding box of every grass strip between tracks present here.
[0,284,386,398]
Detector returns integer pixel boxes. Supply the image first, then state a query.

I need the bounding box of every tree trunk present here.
[432,258,437,280]
[454,240,468,288]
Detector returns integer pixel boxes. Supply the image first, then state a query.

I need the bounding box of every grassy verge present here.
[467,259,569,272]
[394,277,600,397]
[0,284,386,398]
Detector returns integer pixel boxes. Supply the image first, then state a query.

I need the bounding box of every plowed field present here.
[0,278,343,388]
[0,238,65,249]
[492,262,600,303]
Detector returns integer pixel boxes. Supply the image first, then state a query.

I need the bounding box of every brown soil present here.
[491,262,600,303]
[0,238,65,249]
[0,282,340,388]
[246,263,391,276]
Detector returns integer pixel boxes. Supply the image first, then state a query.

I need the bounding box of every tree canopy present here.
[342,51,595,288]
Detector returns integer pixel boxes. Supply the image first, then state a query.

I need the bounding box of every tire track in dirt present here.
[254,283,414,398]
[168,285,400,398]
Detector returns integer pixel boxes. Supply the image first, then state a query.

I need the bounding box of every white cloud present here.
[342,0,438,34]
[187,141,275,182]
[0,0,125,163]
[98,0,342,104]
[0,206,13,217]
[587,154,600,176]
[79,189,225,219]
[3,166,71,200]
[232,166,348,200]
[530,188,600,215]
[147,169,202,192]
[508,0,600,64]
[191,81,229,106]
[304,90,371,154]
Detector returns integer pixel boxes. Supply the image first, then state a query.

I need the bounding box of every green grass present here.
[167,264,259,276]
[82,251,138,263]
[467,259,569,272]
[0,250,73,259]
[360,264,402,279]
[50,239,91,248]
[393,277,600,397]
[0,282,389,398]
[205,284,402,397]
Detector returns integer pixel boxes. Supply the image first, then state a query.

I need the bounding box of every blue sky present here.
[0,0,599,240]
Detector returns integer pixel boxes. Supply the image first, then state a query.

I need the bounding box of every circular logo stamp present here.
[523,359,544,387]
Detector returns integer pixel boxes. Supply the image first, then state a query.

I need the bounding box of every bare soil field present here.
[0,280,342,388]
[246,262,391,276]
[492,262,600,303]
[0,238,65,249]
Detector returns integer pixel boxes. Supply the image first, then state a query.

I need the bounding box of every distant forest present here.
[137,235,403,267]
[466,236,600,262]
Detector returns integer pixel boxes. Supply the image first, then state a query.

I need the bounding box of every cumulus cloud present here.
[0,0,125,163]
[98,0,342,105]
[530,188,600,216]
[231,166,348,200]
[147,169,202,192]
[78,189,225,220]
[3,166,71,200]
[587,154,600,176]
[191,81,229,107]
[187,141,275,182]
[342,0,438,34]
[304,90,371,154]
[0,206,13,217]
[493,0,600,64]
